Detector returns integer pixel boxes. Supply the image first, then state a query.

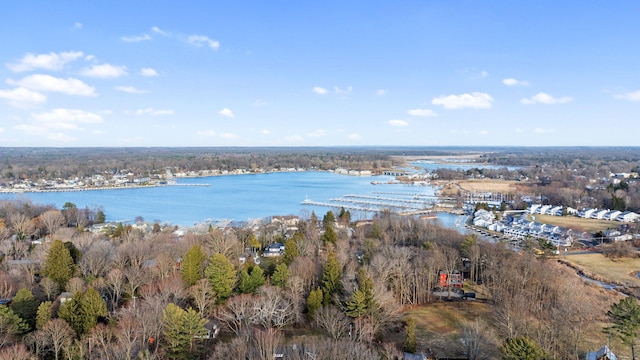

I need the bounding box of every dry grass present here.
[528,214,620,233]
[404,301,499,358]
[561,253,640,287]
[438,179,532,196]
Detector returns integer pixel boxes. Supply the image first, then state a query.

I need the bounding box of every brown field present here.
[438,179,532,197]
[404,301,500,358]
[528,214,620,233]
[561,253,640,287]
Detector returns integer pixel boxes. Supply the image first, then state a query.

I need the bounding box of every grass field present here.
[404,301,500,358]
[561,253,640,287]
[528,214,620,233]
[437,179,531,197]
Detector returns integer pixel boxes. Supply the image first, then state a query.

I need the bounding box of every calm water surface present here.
[1,172,456,227]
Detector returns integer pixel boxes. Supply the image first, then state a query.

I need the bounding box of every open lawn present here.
[561,253,640,287]
[529,214,620,233]
[437,179,532,197]
[405,301,499,358]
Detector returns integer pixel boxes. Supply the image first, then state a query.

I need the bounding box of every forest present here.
[0,196,633,360]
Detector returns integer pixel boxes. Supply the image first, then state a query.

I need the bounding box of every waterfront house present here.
[617,211,640,222]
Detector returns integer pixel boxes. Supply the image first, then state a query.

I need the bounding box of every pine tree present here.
[499,337,548,360]
[605,296,640,359]
[283,238,299,265]
[205,253,237,302]
[10,288,37,329]
[0,305,29,339]
[163,303,208,359]
[306,287,323,318]
[322,211,335,227]
[403,317,417,353]
[181,245,206,287]
[271,263,289,288]
[36,301,52,330]
[346,269,376,318]
[321,252,342,305]
[58,291,83,335]
[237,266,265,294]
[81,287,107,333]
[42,240,75,291]
[321,224,337,246]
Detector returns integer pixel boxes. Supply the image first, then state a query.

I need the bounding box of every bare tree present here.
[217,294,256,337]
[252,286,295,329]
[0,343,36,360]
[39,210,65,238]
[79,240,115,278]
[10,213,35,241]
[115,311,141,360]
[251,328,283,360]
[38,319,75,360]
[314,306,350,340]
[39,277,59,301]
[189,279,216,317]
[460,318,495,360]
[106,268,126,309]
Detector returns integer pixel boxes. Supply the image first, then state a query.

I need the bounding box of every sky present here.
[1,1,639,147]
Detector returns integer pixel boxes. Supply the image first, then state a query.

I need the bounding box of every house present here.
[603,210,622,221]
[579,208,597,219]
[239,249,260,265]
[262,243,285,257]
[585,345,617,360]
[591,209,610,220]
[617,211,640,222]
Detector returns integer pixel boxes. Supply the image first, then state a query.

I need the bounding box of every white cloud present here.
[261,129,271,135]
[0,87,47,107]
[135,108,174,116]
[479,130,489,136]
[8,74,96,96]
[614,90,640,102]
[218,108,234,117]
[220,133,237,139]
[307,129,326,137]
[188,35,220,49]
[121,34,151,42]
[375,89,388,96]
[502,78,530,86]
[521,92,573,105]
[140,67,158,77]
[0,128,3,133]
[7,51,84,72]
[32,108,103,126]
[432,92,494,109]
[80,64,127,78]
[312,86,328,95]
[348,133,361,140]
[534,128,556,134]
[334,86,352,94]
[515,128,524,133]
[116,86,147,94]
[73,22,83,29]
[151,26,167,36]
[389,119,408,127]
[196,130,216,136]
[254,99,268,107]
[481,70,488,77]
[407,108,437,117]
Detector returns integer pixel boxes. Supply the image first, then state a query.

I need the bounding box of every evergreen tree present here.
[306,287,323,318]
[0,305,29,339]
[370,222,383,240]
[321,252,342,305]
[605,296,640,359]
[42,240,75,291]
[403,317,417,353]
[181,245,206,287]
[346,269,376,317]
[283,238,299,265]
[162,303,208,359]
[205,253,237,302]
[271,263,289,288]
[345,289,367,318]
[321,224,337,246]
[499,337,548,360]
[95,209,106,224]
[64,241,81,264]
[36,301,52,330]
[10,288,38,329]
[81,287,107,333]
[58,291,83,335]
[322,211,335,227]
[238,266,265,294]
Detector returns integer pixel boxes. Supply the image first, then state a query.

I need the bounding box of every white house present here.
[617,211,640,222]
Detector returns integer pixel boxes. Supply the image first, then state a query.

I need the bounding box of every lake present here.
[1,171,465,228]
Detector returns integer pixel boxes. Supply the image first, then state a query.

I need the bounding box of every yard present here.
[528,214,620,233]
[560,252,640,287]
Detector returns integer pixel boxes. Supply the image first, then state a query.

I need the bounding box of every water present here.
[1,172,446,227]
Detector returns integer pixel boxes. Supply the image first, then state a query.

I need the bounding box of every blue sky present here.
[1,1,639,147]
